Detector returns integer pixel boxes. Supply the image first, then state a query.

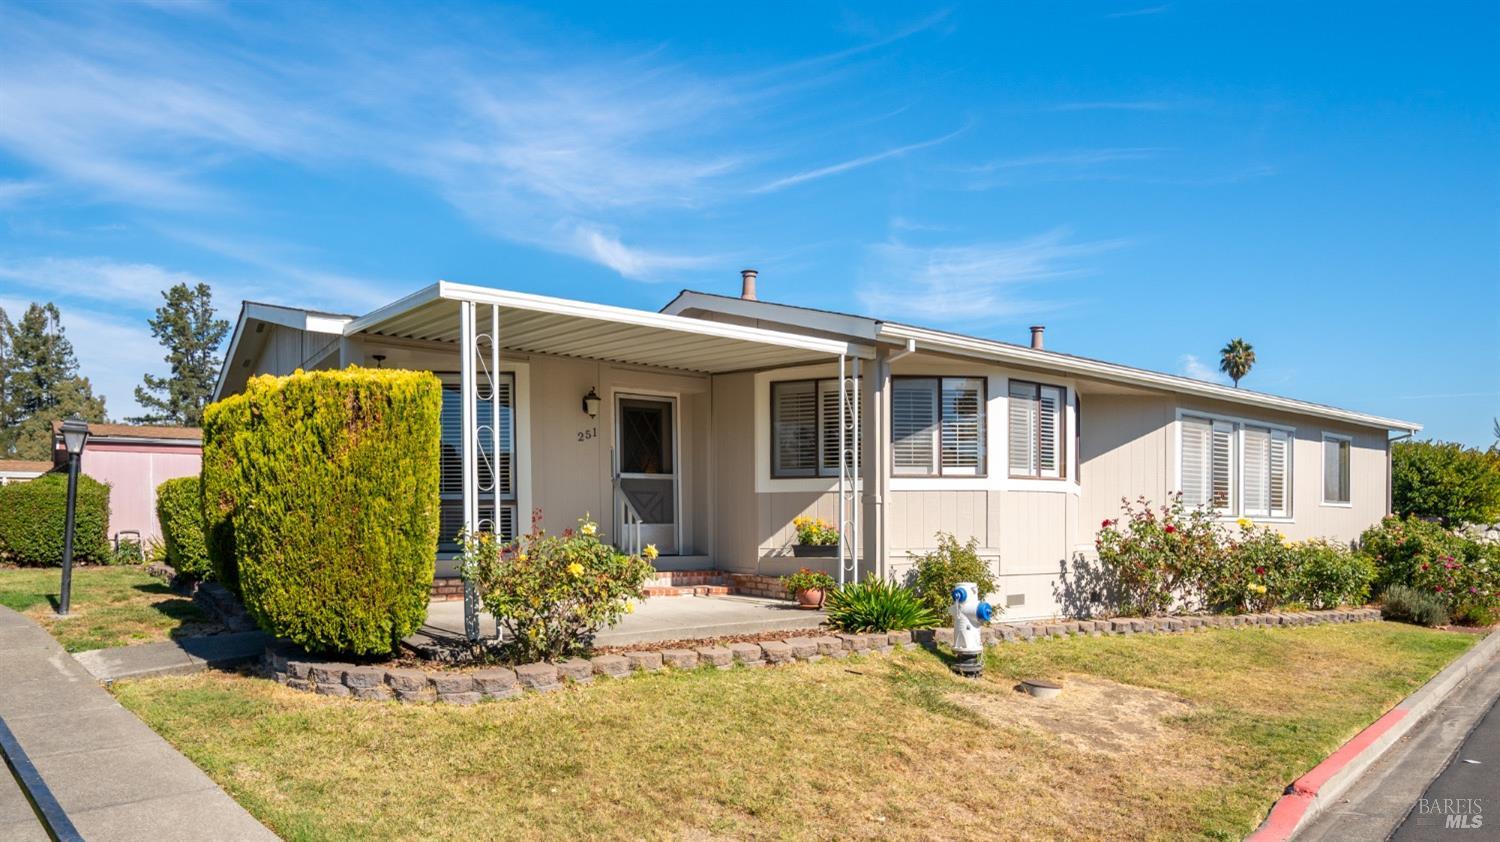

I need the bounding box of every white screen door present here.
[615,395,678,555]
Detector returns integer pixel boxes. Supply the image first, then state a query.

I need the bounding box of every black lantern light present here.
[57,415,90,617]
[582,387,601,418]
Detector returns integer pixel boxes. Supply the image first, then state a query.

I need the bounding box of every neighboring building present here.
[52,422,203,545]
[0,459,53,485]
[213,276,1420,620]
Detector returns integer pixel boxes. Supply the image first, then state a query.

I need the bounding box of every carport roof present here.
[343,281,873,374]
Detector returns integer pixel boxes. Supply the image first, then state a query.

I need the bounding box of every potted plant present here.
[784,567,837,609]
[791,516,840,558]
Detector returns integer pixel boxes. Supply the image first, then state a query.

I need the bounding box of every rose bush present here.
[461,512,654,662]
[1094,496,1222,616]
[1359,515,1498,625]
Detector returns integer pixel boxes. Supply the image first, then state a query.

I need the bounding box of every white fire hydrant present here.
[951,582,993,678]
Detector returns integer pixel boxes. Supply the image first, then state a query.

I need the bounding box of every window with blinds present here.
[1179,413,1292,518]
[438,375,516,553]
[892,376,986,476]
[770,378,860,478]
[1008,380,1066,479]
[1323,434,1351,504]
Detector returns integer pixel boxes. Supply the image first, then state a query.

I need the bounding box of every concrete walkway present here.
[0,606,278,841]
[73,630,269,683]
[414,594,828,648]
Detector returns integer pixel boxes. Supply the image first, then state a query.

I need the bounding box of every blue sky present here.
[0,1,1495,444]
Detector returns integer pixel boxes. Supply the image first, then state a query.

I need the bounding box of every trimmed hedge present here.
[0,472,110,566]
[202,367,442,655]
[155,476,210,580]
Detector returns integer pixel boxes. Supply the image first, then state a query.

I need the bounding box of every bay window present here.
[1008,380,1067,479]
[891,376,985,476]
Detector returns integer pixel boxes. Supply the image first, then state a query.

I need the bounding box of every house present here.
[51,421,203,545]
[213,273,1420,620]
[0,459,53,485]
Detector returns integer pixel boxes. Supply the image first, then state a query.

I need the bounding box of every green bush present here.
[1381,584,1450,627]
[1392,440,1500,526]
[461,515,653,662]
[155,476,210,580]
[1291,539,1374,609]
[111,535,144,566]
[0,473,110,566]
[1210,520,1298,613]
[909,533,998,615]
[825,578,942,633]
[201,367,443,656]
[1359,516,1499,625]
[1095,496,1222,616]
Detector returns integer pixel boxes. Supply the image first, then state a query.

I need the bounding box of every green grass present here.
[0,565,216,652]
[111,622,1476,841]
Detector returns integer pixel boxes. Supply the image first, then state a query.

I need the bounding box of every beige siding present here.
[249,325,335,377]
[1079,395,1174,531]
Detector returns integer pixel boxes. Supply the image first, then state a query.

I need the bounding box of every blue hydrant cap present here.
[952,587,966,603]
[977,602,993,622]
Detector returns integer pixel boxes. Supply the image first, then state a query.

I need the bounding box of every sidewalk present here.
[0,606,278,841]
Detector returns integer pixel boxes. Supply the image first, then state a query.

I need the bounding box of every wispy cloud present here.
[968,147,1167,172]
[857,228,1126,323]
[0,257,202,307]
[1104,5,1171,19]
[752,128,964,194]
[0,179,47,208]
[1178,353,1227,384]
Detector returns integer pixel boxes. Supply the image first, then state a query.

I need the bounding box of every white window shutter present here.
[941,377,984,475]
[1180,416,1212,507]
[818,378,860,477]
[1242,426,1270,517]
[1269,430,1290,517]
[892,379,938,475]
[1211,419,1236,513]
[772,381,818,477]
[1039,385,1064,478]
[1008,381,1037,476]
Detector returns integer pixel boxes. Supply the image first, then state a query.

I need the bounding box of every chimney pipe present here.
[1029,325,1045,350]
[740,268,758,300]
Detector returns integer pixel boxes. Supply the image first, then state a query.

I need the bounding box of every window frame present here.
[1177,410,1295,521]
[437,371,518,554]
[1007,379,1068,481]
[890,374,989,478]
[1321,432,1353,507]
[768,377,860,480]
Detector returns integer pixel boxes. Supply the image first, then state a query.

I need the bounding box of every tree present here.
[0,302,107,460]
[0,306,13,435]
[1219,337,1256,388]
[131,282,229,427]
[1392,440,1500,527]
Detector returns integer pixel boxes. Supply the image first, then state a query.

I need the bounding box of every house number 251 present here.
[577,427,597,442]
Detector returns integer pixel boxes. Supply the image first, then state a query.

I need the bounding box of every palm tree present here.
[1219,338,1256,388]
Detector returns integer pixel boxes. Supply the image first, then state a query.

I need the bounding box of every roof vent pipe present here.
[1029,325,1045,350]
[740,268,758,301]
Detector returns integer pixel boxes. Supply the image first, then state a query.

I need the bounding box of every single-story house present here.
[0,459,53,485]
[212,272,1420,620]
[51,421,203,546]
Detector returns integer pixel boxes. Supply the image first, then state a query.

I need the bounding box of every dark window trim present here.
[769,377,862,480]
[436,371,519,554]
[1008,379,1068,481]
[890,375,989,478]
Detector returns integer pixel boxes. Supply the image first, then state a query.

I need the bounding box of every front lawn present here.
[112,622,1475,841]
[0,565,217,652]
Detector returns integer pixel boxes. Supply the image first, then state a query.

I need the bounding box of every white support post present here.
[489,304,501,540]
[459,301,480,642]
[851,357,860,583]
[837,353,846,587]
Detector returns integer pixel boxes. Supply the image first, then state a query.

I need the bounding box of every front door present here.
[614,395,678,555]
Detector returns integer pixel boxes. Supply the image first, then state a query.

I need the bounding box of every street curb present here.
[1246,627,1500,842]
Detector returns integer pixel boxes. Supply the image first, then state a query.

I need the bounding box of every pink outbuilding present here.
[51,421,202,546]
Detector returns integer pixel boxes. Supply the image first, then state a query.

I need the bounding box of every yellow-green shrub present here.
[201,367,442,655]
[155,476,210,580]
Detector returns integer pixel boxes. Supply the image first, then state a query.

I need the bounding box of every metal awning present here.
[343,281,873,374]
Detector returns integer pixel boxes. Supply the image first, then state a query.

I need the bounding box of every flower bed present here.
[262,607,1382,704]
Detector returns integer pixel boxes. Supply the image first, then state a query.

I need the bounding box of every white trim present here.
[755,366,864,494]
[1321,432,1354,508]
[661,291,881,340]
[879,323,1420,433]
[1173,407,1295,521]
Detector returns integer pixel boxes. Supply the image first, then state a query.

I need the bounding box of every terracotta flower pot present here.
[796,588,825,609]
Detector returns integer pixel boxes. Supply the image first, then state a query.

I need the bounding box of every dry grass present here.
[111,622,1476,841]
[0,565,217,652]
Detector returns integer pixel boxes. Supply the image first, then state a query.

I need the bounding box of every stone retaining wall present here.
[264,607,1383,704]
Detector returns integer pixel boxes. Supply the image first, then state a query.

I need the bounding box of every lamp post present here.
[57,415,90,617]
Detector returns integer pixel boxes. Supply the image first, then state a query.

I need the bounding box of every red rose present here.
[1101,519,1114,528]
[1164,524,1177,534]
[1255,566,1266,576]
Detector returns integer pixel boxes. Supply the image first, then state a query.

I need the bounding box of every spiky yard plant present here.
[825,578,943,633]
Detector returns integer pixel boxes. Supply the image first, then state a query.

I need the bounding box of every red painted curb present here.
[1245,708,1410,841]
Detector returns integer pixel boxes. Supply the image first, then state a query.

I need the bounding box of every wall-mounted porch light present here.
[582,387,601,418]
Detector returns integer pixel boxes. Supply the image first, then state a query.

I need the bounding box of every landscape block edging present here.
[264,607,1383,705]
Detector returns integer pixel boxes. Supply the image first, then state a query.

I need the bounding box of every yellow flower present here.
[1277,532,1289,546]
[625,602,635,614]
[1237,517,1253,529]
[643,544,660,561]
[1249,583,1267,594]
[517,552,528,562]
[581,521,598,537]
[567,562,584,577]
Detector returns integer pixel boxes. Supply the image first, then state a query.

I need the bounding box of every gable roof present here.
[664,289,1421,433]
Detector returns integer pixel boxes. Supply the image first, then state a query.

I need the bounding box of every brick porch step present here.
[641,584,731,598]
